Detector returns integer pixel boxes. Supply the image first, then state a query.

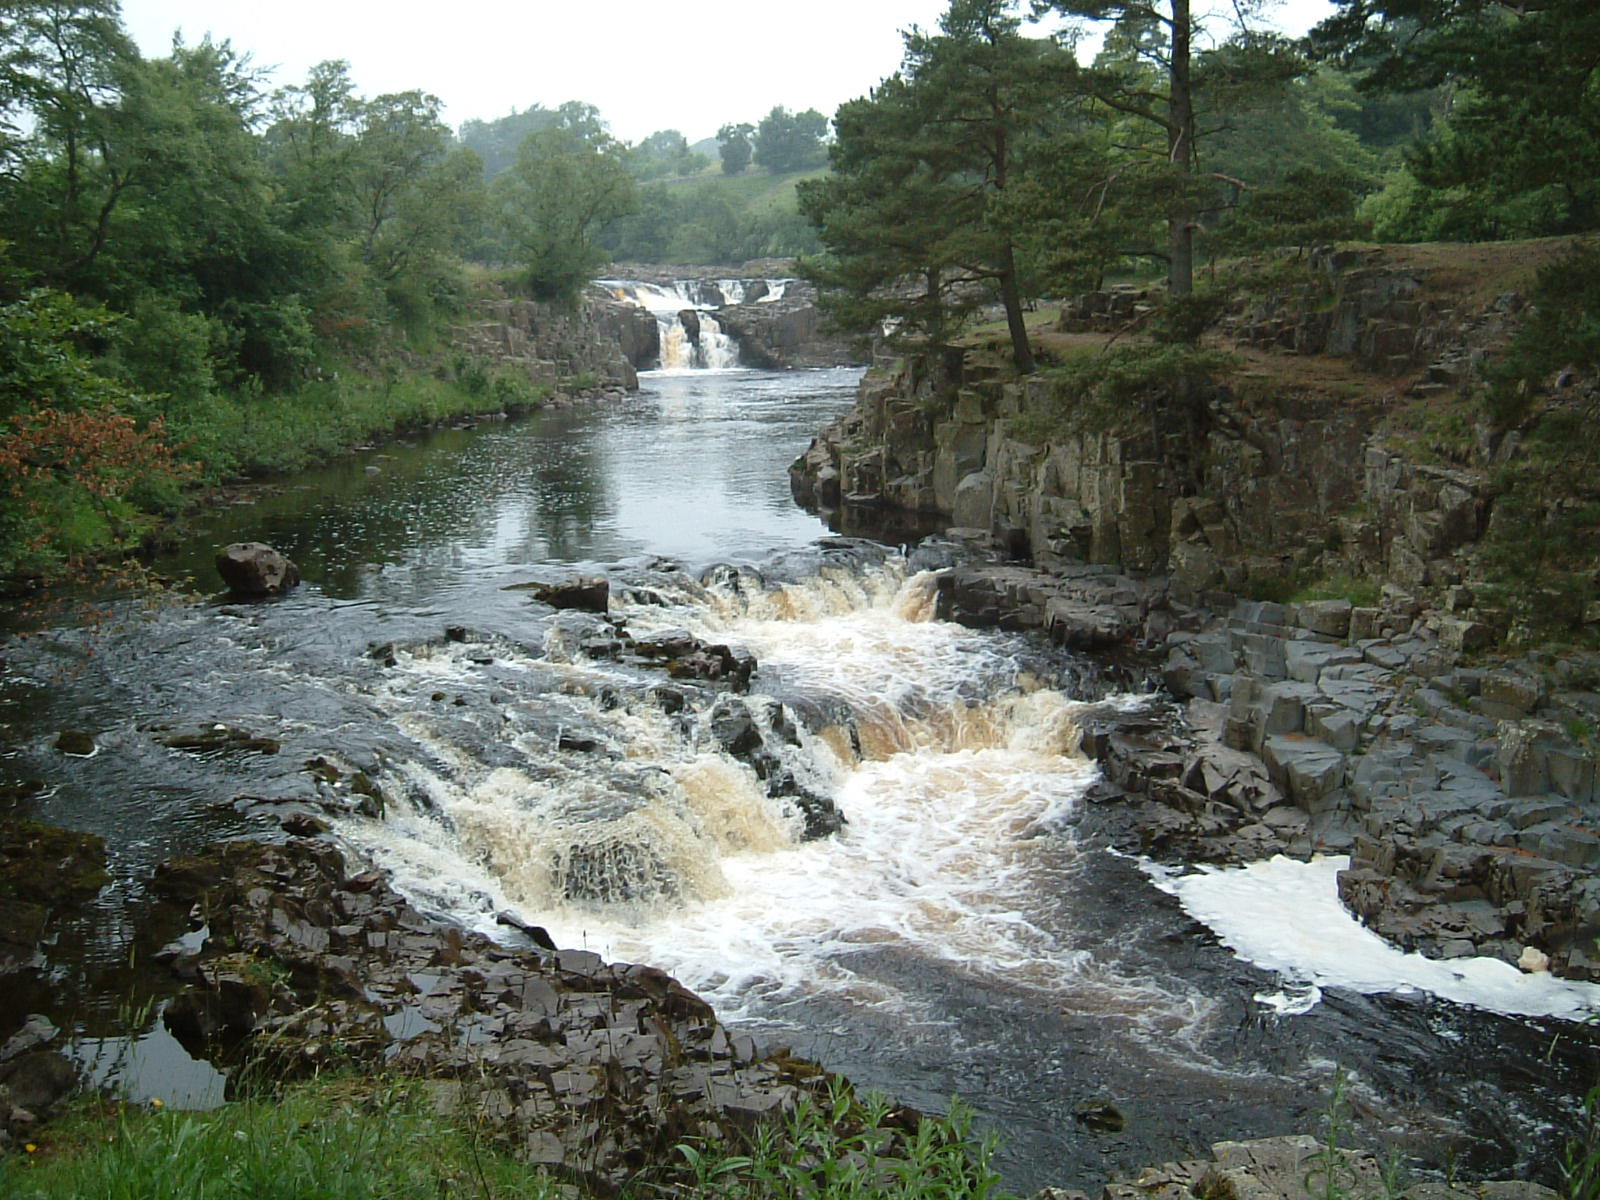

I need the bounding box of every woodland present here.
[0,0,1595,616]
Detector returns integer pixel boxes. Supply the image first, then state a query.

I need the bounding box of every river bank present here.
[1,347,1594,1195]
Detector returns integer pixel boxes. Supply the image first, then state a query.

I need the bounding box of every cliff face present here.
[791,247,1532,609]
[453,292,652,394]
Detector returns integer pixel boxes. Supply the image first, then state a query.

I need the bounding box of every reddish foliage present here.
[0,406,195,560]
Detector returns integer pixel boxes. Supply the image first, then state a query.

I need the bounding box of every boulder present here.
[512,574,610,613]
[216,542,301,596]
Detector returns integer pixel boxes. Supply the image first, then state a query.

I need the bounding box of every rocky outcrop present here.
[454,293,642,395]
[1217,247,1524,379]
[154,838,824,1192]
[506,572,611,613]
[587,291,661,370]
[0,1016,76,1155]
[791,248,1537,612]
[1107,588,1598,980]
[716,281,860,369]
[792,354,1495,608]
[216,542,301,596]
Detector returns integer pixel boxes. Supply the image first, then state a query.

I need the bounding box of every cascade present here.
[603,278,790,371]
[338,559,1113,1018]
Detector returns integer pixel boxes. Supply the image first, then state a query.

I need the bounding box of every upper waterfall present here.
[600,278,792,373]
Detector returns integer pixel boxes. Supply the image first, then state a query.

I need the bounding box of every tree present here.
[753,106,829,172]
[1310,0,1600,233]
[802,0,1073,372]
[626,129,706,180]
[0,284,189,572]
[491,127,637,304]
[0,0,139,285]
[348,91,480,282]
[1033,0,1298,293]
[716,122,753,175]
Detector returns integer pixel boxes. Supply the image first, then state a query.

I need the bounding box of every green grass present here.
[665,1086,1005,1200]
[1,1073,1010,1200]
[169,363,552,487]
[1291,575,1382,608]
[0,1076,558,1200]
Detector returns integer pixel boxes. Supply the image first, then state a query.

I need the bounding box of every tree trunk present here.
[998,246,1036,375]
[1167,0,1195,297]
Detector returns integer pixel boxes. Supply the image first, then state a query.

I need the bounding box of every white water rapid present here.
[337,562,1161,1025]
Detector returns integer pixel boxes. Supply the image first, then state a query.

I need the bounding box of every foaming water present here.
[1156,855,1600,1020]
[343,565,1123,1022]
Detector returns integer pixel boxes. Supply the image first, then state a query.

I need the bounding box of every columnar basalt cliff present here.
[792,245,1600,982]
[453,292,651,394]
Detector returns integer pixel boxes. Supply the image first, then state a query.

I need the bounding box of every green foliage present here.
[491,127,637,304]
[0,284,191,575]
[802,0,1076,373]
[1221,166,1370,258]
[718,121,755,175]
[457,99,602,181]
[662,1085,1006,1200]
[626,128,708,180]
[0,1078,561,1199]
[1151,290,1227,344]
[1312,0,1600,237]
[598,170,824,265]
[1564,1082,1600,1200]
[1468,244,1600,634]
[1009,342,1233,442]
[754,106,829,173]
[1292,575,1381,608]
[1487,244,1600,429]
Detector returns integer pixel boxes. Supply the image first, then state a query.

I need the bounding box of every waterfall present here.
[601,278,789,372]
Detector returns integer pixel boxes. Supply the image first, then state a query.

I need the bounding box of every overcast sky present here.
[118,1,1343,145]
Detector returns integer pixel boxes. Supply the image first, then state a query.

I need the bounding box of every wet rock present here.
[1095,1134,1554,1200]
[768,771,846,839]
[216,542,301,595]
[0,1050,77,1129]
[0,820,109,908]
[1072,1098,1126,1132]
[163,724,281,756]
[153,838,822,1190]
[510,573,610,613]
[494,910,557,950]
[53,730,96,756]
[0,1016,57,1063]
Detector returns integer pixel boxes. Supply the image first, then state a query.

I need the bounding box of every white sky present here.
[118,1,1342,145]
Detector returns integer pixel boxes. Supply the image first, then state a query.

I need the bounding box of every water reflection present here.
[171,369,863,605]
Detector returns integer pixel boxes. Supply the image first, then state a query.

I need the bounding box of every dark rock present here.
[494,910,558,950]
[769,771,846,840]
[510,574,610,613]
[215,542,301,596]
[0,821,109,908]
[1073,1099,1127,1132]
[148,836,826,1190]
[0,1050,76,1117]
[53,730,96,756]
[163,725,281,756]
[281,813,330,837]
[0,1016,57,1063]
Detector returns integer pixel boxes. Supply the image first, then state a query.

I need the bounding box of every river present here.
[1,364,1595,1194]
